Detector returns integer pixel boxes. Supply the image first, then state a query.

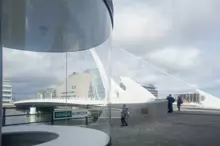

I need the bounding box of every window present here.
[62,91,75,94]
[61,94,76,98]
[3,91,11,95]
[116,91,119,98]
[120,82,126,90]
[3,87,11,90]
[3,96,11,100]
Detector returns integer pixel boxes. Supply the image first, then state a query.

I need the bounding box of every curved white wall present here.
[197,89,220,108]
[110,77,156,103]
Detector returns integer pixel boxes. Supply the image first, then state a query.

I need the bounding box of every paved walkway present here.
[112,112,220,146]
[89,111,220,146]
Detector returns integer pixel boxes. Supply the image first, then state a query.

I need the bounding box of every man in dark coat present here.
[166,94,175,113]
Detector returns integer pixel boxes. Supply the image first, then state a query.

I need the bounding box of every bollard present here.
[85,105,89,125]
[85,116,88,125]
[51,109,54,125]
[2,107,6,126]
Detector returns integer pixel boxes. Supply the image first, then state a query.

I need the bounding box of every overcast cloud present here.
[3,0,220,99]
[112,0,220,97]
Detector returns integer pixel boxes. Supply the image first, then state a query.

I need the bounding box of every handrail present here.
[4,121,52,127]
[2,107,96,127]
[5,113,51,117]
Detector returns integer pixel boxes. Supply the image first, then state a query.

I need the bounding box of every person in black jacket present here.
[121,104,128,126]
[177,96,183,111]
[166,94,175,113]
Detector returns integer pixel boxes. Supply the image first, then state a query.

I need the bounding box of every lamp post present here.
[0,0,3,144]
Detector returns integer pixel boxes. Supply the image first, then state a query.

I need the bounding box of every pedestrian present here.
[166,94,175,113]
[121,104,128,126]
[125,107,129,126]
[177,96,183,111]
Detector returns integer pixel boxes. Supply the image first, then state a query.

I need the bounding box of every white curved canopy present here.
[2,0,113,52]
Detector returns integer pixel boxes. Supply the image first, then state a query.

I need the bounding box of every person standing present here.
[166,94,175,113]
[121,104,128,126]
[125,107,129,126]
[177,96,183,111]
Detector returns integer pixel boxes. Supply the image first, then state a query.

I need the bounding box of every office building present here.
[3,79,13,104]
[55,72,93,100]
[37,88,56,99]
[38,69,105,100]
[142,84,158,98]
[174,92,205,103]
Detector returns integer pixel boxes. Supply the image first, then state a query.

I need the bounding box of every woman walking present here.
[177,96,183,111]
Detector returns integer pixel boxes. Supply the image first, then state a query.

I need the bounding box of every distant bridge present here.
[14,98,106,108]
[13,75,157,109]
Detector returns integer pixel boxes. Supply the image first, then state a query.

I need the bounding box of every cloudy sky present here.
[112,0,220,96]
[3,0,220,99]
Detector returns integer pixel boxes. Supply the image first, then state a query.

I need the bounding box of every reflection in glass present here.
[2,0,113,145]
[3,34,112,144]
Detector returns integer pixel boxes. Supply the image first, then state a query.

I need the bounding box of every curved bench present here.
[3,125,110,146]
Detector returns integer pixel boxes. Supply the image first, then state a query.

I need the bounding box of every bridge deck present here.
[3,104,16,108]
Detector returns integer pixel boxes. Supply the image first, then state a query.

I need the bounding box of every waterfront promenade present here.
[88,109,220,146]
[110,112,220,146]
[3,106,220,146]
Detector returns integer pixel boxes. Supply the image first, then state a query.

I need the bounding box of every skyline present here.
[3,50,219,100]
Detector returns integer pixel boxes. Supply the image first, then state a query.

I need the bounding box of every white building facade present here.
[174,92,205,104]
[3,79,13,104]
[55,72,93,100]
[37,69,105,100]
[142,84,158,98]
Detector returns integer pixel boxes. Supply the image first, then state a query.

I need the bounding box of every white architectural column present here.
[29,115,36,123]
[30,107,37,115]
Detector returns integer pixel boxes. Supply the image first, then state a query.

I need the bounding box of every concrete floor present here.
[110,112,220,146]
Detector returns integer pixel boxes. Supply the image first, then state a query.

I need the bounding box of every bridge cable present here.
[112,45,196,91]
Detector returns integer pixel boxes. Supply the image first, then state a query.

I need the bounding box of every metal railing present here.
[2,107,93,127]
